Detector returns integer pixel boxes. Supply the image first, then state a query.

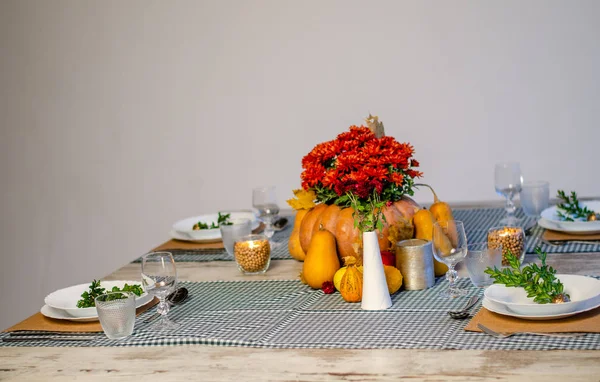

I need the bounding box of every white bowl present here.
[172,211,258,240]
[484,274,600,316]
[44,280,151,318]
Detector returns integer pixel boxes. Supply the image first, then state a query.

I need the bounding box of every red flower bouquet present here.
[300,121,422,232]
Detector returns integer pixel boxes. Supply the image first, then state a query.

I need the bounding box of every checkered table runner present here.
[154,208,600,263]
[3,278,599,350]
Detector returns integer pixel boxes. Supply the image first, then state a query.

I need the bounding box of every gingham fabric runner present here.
[3,278,599,349]
[155,207,600,263]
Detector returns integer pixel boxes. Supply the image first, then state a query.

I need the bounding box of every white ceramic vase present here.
[361,231,392,310]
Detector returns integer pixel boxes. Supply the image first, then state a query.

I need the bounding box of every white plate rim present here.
[482,296,600,320]
[40,297,154,322]
[539,201,600,232]
[44,280,151,317]
[171,212,259,242]
[538,217,600,235]
[483,274,600,316]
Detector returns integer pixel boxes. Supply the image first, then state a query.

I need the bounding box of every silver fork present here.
[477,324,586,339]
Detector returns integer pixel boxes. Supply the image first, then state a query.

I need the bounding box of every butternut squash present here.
[302,226,340,289]
[415,183,454,223]
[413,208,448,276]
[288,209,309,261]
[299,204,328,253]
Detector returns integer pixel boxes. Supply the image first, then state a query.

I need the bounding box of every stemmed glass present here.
[494,162,523,225]
[432,220,468,298]
[252,186,280,248]
[141,251,179,331]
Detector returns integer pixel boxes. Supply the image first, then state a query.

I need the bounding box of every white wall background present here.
[1,0,598,330]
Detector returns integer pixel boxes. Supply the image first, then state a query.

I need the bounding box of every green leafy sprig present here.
[76,280,144,308]
[347,189,387,233]
[194,212,232,229]
[484,247,569,304]
[556,190,596,222]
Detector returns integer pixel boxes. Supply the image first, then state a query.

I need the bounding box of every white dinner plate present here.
[171,212,259,243]
[484,274,600,316]
[538,201,600,234]
[40,295,155,322]
[44,280,152,318]
[482,296,600,321]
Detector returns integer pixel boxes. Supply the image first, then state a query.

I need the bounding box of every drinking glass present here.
[494,162,523,225]
[95,292,136,340]
[520,181,550,221]
[252,186,280,248]
[220,218,252,258]
[141,251,179,331]
[465,242,502,288]
[432,220,468,298]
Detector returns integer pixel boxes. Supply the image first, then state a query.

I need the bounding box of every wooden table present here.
[2,222,600,381]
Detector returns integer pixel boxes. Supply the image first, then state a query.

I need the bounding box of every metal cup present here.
[395,239,435,290]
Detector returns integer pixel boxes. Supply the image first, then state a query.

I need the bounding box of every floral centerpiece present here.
[290,115,423,310]
[299,115,422,232]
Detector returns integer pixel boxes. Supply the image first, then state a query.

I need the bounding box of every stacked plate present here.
[170,211,260,243]
[41,280,152,322]
[537,201,600,235]
[483,274,600,320]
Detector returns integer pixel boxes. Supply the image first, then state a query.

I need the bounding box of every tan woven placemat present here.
[543,229,600,241]
[465,305,600,334]
[4,298,158,333]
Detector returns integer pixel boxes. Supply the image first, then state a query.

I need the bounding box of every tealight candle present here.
[233,234,271,274]
[487,226,525,266]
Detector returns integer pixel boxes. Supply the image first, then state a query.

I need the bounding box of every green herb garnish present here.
[76,280,143,308]
[484,247,569,304]
[193,212,232,229]
[556,190,596,222]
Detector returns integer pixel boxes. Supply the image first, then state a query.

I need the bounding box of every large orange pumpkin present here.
[297,196,420,263]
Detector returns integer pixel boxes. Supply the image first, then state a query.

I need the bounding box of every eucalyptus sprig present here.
[484,247,569,304]
[347,189,387,233]
[556,190,596,222]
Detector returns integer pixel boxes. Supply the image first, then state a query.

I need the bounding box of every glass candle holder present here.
[233,234,271,274]
[487,226,525,266]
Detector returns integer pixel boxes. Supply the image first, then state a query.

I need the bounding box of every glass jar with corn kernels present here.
[487,226,525,266]
[233,234,271,274]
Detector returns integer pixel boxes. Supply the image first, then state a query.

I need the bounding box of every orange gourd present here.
[412,208,449,276]
[299,204,328,253]
[288,209,309,261]
[340,256,363,303]
[302,226,340,289]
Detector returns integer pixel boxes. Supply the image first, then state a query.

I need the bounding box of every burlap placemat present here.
[465,305,600,334]
[5,298,158,333]
[543,229,600,241]
[152,239,224,252]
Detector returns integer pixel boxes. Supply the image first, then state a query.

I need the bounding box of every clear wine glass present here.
[432,220,468,298]
[494,162,523,225]
[252,186,280,248]
[141,251,179,331]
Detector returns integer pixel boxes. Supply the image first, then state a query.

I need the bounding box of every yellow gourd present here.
[340,256,363,302]
[302,226,340,289]
[413,208,449,276]
[383,265,403,294]
[288,209,309,261]
[416,183,454,223]
[413,209,435,241]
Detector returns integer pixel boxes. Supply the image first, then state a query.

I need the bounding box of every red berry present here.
[380,250,396,267]
[322,281,335,294]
